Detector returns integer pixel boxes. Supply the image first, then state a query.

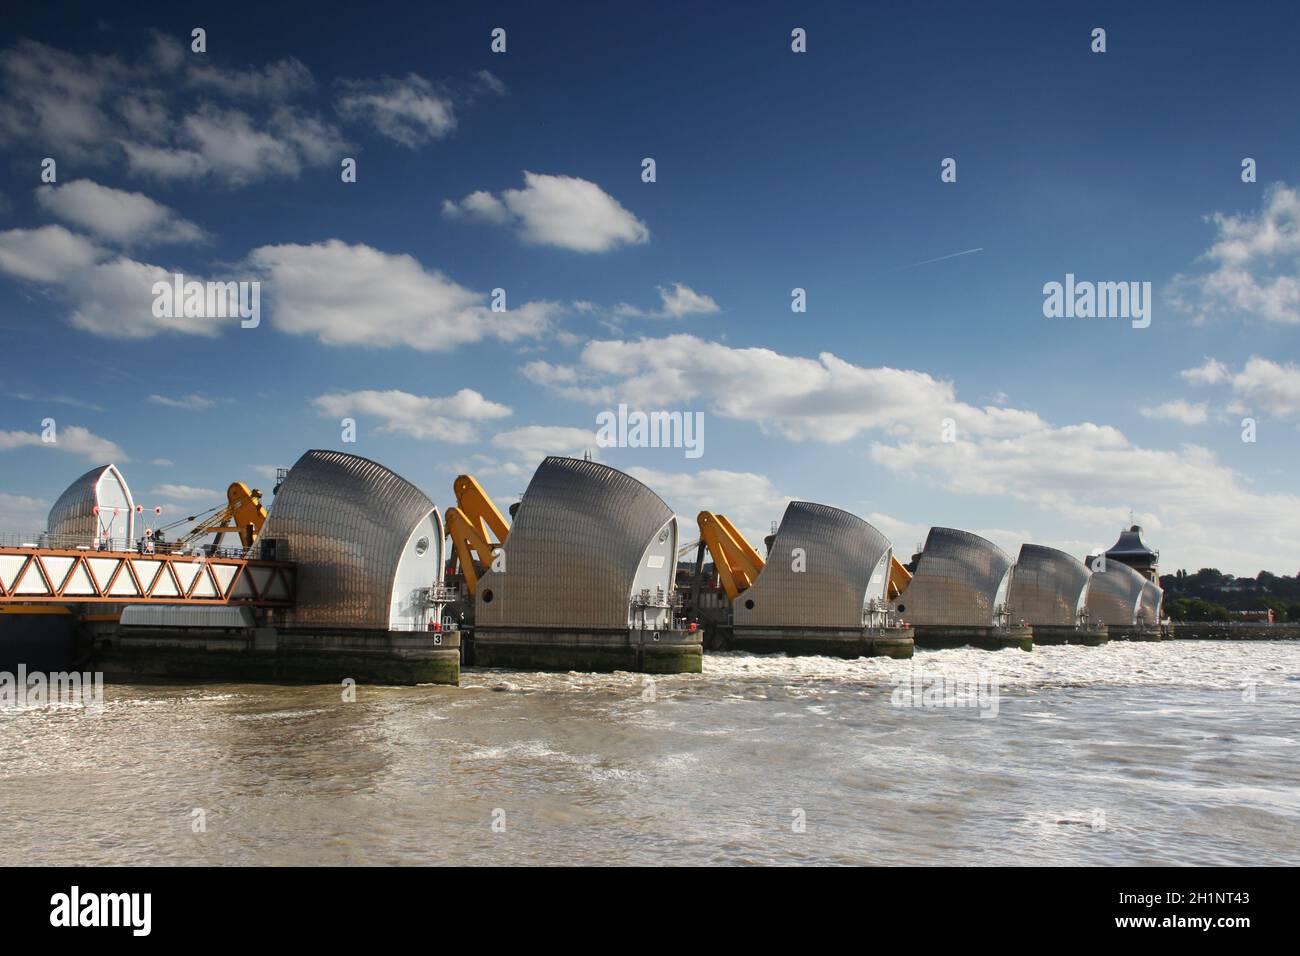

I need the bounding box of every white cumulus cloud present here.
[443,172,649,252]
[313,388,512,442]
[0,424,126,461]
[248,239,555,350]
[525,333,1300,572]
[35,179,206,245]
[1169,184,1300,325]
[613,283,721,319]
[1141,400,1209,425]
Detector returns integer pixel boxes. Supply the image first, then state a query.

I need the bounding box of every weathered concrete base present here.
[1172,622,1297,640]
[1030,624,1109,646]
[913,626,1034,652]
[96,626,461,685]
[469,626,702,673]
[1107,625,1170,642]
[730,626,915,659]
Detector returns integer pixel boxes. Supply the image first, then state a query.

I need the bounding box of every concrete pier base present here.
[912,626,1033,652]
[468,626,703,673]
[96,625,461,685]
[1029,624,1109,646]
[1107,625,1170,642]
[1172,622,1296,640]
[730,626,915,659]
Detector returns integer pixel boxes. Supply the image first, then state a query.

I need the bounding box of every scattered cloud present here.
[187,56,315,100]
[72,256,221,339]
[148,393,216,410]
[624,465,793,550]
[490,425,598,462]
[36,179,206,245]
[313,388,511,442]
[1229,357,1300,419]
[1183,356,1300,421]
[148,483,220,501]
[248,239,555,349]
[527,333,1300,570]
[0,224,103,281]
[336,74,455,147]
[443,171,649,252]
[124,103,345,185]
[1141,399,1209,425]
[151,458,174,467]
[1168,183,1300,325]
[0,226,235,338]
[1179,358,1230,385]
[474,70,508,96]
[524,333,1045,443]
[0,37,345,186]
[613,283,721,319]
[0,491,50,531]
[0,424,126,461]
[5,391,106,412]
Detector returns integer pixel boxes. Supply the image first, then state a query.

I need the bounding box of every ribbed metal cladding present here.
[896,527,1012,627]
[46,463,134,548]
[734,501,890,628]
[1007,543,1091,626]
[475,456,674,629]
[1085,560,1146,626]
[260,449,441,629]
[1138,580,1164,625]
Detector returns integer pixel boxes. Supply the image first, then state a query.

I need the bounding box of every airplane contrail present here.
[886,247,984,272]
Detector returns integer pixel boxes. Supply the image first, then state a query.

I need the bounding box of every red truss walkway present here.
[0,546,295,606]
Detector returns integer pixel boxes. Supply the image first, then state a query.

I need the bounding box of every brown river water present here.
[2,641,1297,865]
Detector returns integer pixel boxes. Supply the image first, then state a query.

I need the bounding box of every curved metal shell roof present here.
[475,456,674,629]
[1085,560,1146,626]
[734,501,891,629]
[47,463,134,548]
[1138,580,1164,625]
[260,449,442,629]
[895,527,1012,627]
[1007,543,1091,626]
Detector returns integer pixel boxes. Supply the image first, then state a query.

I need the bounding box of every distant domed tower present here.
[1105,525,1159,581]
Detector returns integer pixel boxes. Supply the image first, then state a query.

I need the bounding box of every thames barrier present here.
[0,450,1174,684]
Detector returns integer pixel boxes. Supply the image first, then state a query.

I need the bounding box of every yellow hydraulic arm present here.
[887,554,912,600]
[177,482,267,549]
[445,474,510,597]
[697,511,765,601]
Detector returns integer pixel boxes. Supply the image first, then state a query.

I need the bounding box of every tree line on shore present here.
[1159,568,1300,622]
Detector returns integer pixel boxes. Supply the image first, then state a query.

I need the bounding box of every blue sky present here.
[1,1,1298,574]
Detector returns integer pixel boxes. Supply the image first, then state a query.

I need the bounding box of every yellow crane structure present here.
[445,474,510,597]
[696,509,911,602]
[887,555,912,600]
[173,482,267,550]
[696,511,765,601]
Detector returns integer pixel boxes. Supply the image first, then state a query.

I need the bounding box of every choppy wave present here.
[1,640,1297,865]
